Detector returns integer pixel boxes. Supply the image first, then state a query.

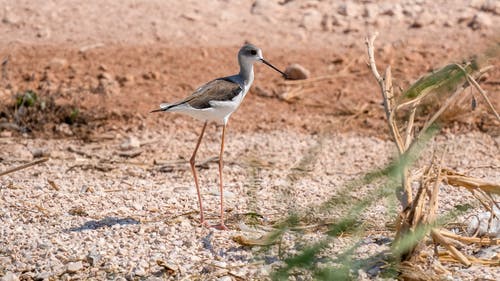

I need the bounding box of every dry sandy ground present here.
[0,129,498,280]
[0,0,499,280]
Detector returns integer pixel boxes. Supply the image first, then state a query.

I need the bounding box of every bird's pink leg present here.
[213,123,228,230]
[190,121,209,227]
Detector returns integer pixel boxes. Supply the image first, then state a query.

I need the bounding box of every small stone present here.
[179,218,191,228]
[410,10,435,28]
[35,27,51,39]
[363,4,379,19]
[40,71,56,83]
[79,43,105,53]
[482,0,500,14]
[213,261,227,268]
[466,206,499,238]
[209,189,235,199]
[37,241,51,249]
[97,73,120,95]
[116,74,134,87]
[35,272,51,280]
[0,256,11,266]
[1,272,19,281]
[475,245,500,259]
[2,9,20,25]
[66,261,83,273]
[443,20,453,27]
[469,0,485,9]
[253,86,274,98]
[457,11,473,24]
[379,3,402,19]
[48,58,68,70]
[181,12,200,21]
[301,9,322,30]
[251,0,279,15]
[142,71,160,80]
[80,185,95,193]
[97,72,113,81]
[120,136,141,150]
[470,0,500,14]
[320,14,333,31]
[55,123,73,136]
[133,266,146,276]
[259,265,271,275]
[284,64,310,80]
[468,13,492,30]
[337,2,362,17]
[0,131,12,138]
[31,148,50,158]
[217,276,233,281]
[132,202,143,211]
[21,73,35,81]
[69,206,88,217]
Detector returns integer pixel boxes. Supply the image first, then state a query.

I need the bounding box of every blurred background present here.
[0,0,498,136]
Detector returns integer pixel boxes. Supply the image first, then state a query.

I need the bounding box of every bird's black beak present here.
[261,59,287,79]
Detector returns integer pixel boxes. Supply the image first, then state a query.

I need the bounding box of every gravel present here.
[1,128,498,279]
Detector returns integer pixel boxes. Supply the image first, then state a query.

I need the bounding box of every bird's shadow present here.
[66,217,140,232]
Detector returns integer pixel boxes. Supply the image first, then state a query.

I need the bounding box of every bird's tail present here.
[150,103,175,113]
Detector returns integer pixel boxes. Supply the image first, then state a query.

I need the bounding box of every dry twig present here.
[365,33,409,206]
[439,229,499,246]
[232,234,277,246]
[0,157,49,177]
[430,229,471,266]
[441,168,500,195]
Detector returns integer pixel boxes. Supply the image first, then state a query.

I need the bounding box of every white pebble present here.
[1,272,19,281]
[66,261,83,273]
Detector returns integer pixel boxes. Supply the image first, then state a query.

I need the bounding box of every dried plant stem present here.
[406,66,494,158]
[442,168,500,195]
[384,66,395,108]
[427,149,446,223]
[365,33,497,268]
[280,85,318,102]
[405,106,417,150]
[440,229,499,246]
[417,62,490,138]
[366,34,404,154]
[463,68,500,121]
[0,157,49,177]
[279,73,346,86]
[366,33,409,209]
[419,83,467,137]
[431,229,471,266]
[438,252,500,266]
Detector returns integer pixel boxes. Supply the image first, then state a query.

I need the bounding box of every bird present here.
[152,44,286,230]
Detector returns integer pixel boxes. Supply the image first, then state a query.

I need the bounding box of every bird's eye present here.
[250,50,257,55]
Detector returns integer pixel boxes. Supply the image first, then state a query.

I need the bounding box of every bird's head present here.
[239,44,264,62]
[238,44,287,78]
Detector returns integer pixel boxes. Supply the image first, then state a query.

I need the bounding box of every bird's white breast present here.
[170,85,250,125]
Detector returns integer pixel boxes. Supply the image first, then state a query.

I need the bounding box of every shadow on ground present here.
[66,217,140,232]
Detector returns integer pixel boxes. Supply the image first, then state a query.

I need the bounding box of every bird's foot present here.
[211,223,228,230]
[200,220,210,228]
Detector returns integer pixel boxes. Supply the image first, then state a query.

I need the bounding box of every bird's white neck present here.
[238,58,255,87]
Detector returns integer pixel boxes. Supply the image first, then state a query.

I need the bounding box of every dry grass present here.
[366,33,499,276]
